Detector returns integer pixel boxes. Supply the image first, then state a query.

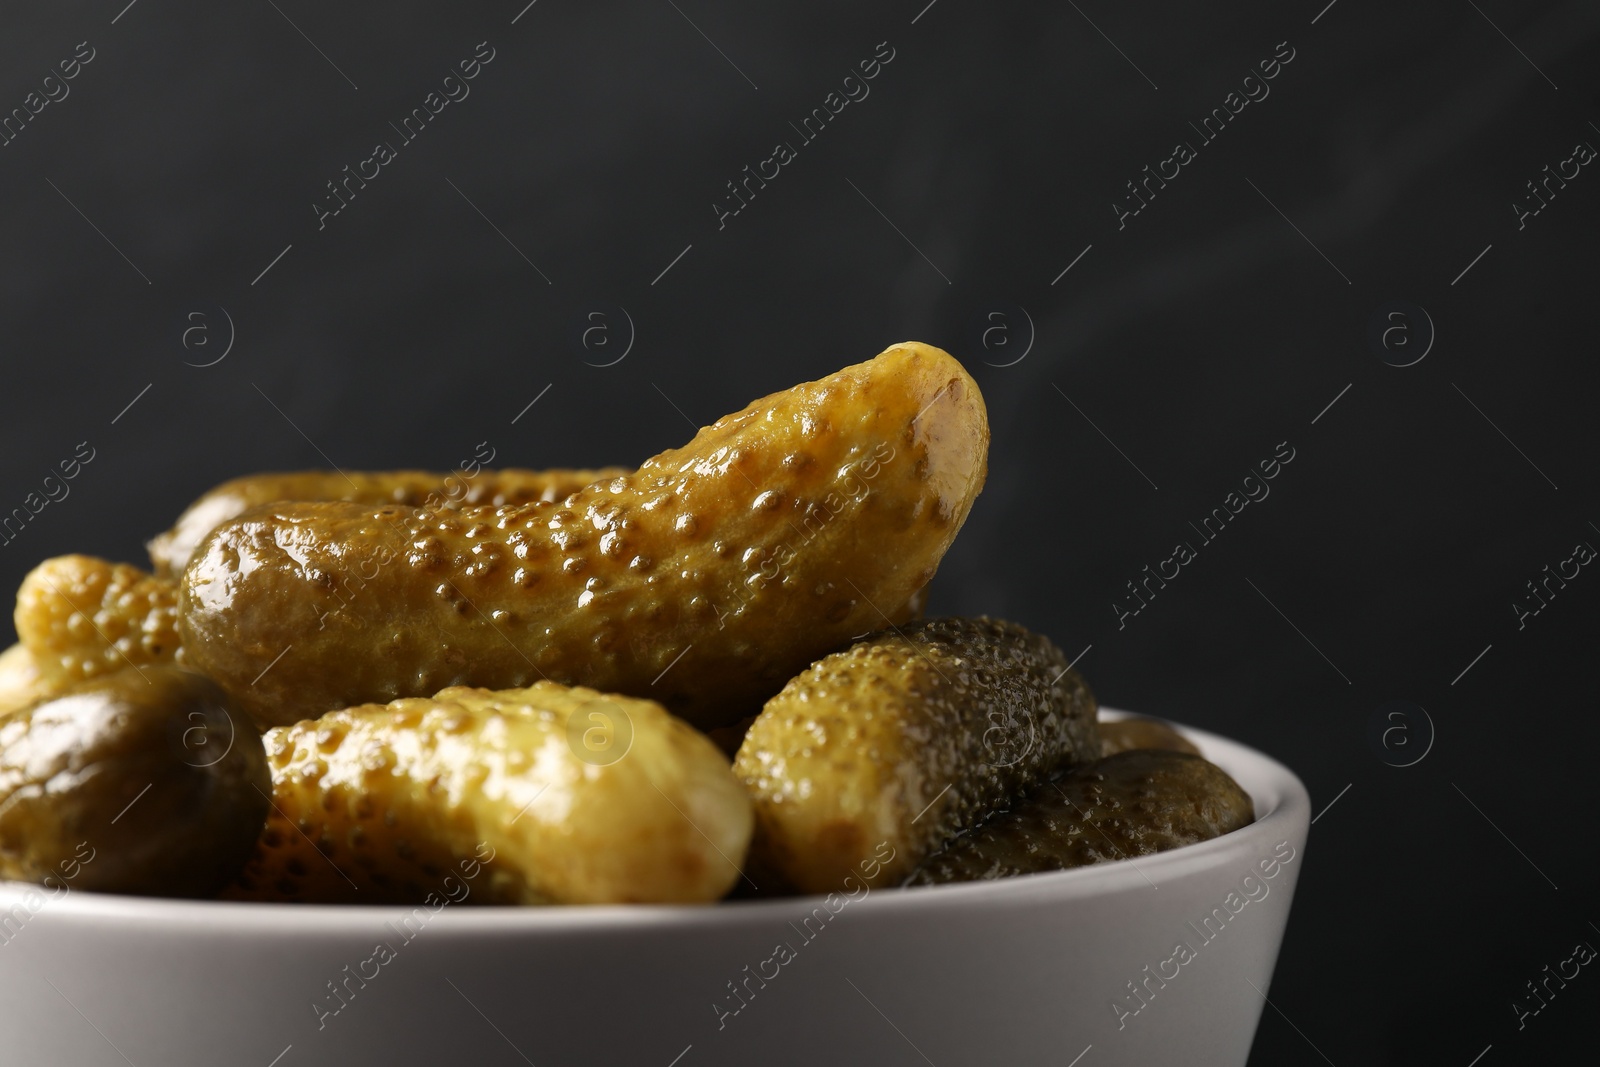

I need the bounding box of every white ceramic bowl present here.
[0,710,1307,1067]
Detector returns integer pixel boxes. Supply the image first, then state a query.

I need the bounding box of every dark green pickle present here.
[735,616,1101,892]
[0,666,269,897]
[904,750,1254,886]
[1098,717,1201,757]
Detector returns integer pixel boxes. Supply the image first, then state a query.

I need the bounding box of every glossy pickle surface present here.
[1098,717,1201,757]
[179,342,989,731]
[734,616,1100,893]
[0,666,269,897]
[225,681,752,905]
[0,342,1264,908]
[905,749,1254,886]
[148,466,629,577]
[15,555,181,687]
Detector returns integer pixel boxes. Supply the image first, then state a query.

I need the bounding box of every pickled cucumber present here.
[1098,717,1200,757]
[0,667,268,897]
[180,342,989,730]
[15,555,180,686]
[223,681,752,905]
[149,467,628,577]
[734,616,1100,893]
[904,750,1254,886]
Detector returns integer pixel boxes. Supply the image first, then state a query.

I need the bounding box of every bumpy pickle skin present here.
[904,750,1255,886]
[148,467,628,578]
[15,555,181,687]
[222,682,752,905]
[0,666,269,897]
[180,342,988,731]
[733,616,1100,894]
[1098,717,1201,757]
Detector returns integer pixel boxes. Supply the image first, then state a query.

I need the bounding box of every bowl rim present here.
[0,707,1309,934]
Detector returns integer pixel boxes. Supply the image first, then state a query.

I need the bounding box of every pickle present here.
[904,750,1254,886]
[733,616,1100,893]
[0,644,51,717]
[149,467,628,577]
[1098,717,1200,757]
[180,342,988,731]
[15,555,181,686]
[0,666,269,897]
[222,682,751,905]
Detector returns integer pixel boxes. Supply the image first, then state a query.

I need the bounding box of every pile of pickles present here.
[0,343,1252,905]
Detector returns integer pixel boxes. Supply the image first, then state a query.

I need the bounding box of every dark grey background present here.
[2,1,1597,1062]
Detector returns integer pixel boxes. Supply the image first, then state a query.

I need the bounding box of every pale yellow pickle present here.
[225,682,752,906]
[14,555,181,689]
